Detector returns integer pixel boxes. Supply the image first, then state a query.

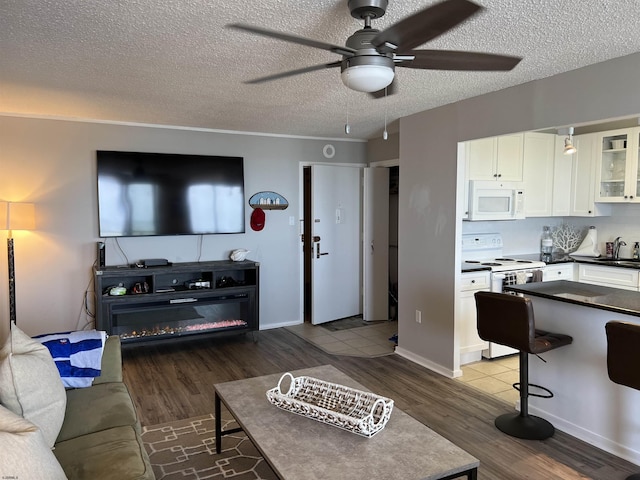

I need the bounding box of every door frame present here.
[298,161,366,325]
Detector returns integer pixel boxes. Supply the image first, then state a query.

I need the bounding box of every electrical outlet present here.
[415,310,422,324]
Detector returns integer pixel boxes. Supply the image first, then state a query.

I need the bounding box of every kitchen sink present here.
[594,258,640,268]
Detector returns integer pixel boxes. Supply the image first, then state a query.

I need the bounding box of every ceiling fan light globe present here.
[341,65,394,93]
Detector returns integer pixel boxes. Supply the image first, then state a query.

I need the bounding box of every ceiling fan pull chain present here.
[345,67,351,135]
[383,86,388,140]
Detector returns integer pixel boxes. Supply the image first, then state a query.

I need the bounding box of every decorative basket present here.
[266,372,394,438]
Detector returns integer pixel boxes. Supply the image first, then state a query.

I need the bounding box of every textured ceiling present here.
[2,0,640,140]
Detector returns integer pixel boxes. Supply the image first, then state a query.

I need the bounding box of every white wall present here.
[0,116,366,336]
[396,52,640,375]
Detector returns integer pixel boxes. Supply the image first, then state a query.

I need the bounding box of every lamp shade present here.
[3,202,36,231]
[0,202,7,230]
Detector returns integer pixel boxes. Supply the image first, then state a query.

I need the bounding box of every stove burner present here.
[481,262,502,266]
[465,260,480,264]
[495,258,513,261]
[516,260,533,263]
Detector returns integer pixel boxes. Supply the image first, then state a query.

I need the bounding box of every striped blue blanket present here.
[34,330,107,388]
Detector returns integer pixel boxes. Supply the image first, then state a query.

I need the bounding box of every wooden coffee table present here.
[214,365,478,480]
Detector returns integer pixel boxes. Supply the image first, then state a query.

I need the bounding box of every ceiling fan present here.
[227,0,522,97]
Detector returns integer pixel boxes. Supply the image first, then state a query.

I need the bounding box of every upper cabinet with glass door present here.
[595,127,640,203]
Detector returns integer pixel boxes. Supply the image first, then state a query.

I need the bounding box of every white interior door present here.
[311,165,361,325]
[363,167,389,322]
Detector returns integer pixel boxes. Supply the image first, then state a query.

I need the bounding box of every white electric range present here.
[461,233,546,358]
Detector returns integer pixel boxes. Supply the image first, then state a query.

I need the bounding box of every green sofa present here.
[0,324,154,480]
[52,335,155,480]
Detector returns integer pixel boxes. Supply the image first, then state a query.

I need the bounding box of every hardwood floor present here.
[122,328,637,479]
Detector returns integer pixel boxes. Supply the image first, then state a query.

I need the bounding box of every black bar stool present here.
[474,291,573,440]
[606,321,640,480]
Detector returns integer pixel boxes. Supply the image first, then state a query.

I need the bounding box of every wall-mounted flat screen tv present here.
[97,150,245,237]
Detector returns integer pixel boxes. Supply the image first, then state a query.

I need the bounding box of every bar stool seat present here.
[474,291,572,440]
[606,321,640,480]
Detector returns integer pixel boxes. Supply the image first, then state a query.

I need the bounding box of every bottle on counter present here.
[541,226,553,255]
[634,242,639,260]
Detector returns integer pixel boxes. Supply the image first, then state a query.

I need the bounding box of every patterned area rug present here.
[141,414,278,480]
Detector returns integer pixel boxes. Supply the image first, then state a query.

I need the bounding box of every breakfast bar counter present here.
[505,280,640,317]
[504,281,640,466]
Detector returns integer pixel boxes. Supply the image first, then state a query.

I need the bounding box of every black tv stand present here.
[94,260,259,346]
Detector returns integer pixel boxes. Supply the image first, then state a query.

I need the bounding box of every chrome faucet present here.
[614,237,627,259]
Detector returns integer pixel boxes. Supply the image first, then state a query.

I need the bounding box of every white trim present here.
[260,320,302,330]
[370,158,399,167]
[0,112,368,143]
[529,405,640,466]
[395,347,459,379]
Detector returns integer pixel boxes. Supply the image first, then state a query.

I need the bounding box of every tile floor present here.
[456,355,520,405]
[286,320,397,358]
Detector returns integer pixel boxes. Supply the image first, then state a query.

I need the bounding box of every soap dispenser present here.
[633,242,639,260]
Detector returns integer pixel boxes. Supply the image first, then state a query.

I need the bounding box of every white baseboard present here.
[395,347,457,378]
[529,405,640,466]
[260,320,302,330]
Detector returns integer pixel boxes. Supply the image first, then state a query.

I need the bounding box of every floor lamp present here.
[1,202,36,325]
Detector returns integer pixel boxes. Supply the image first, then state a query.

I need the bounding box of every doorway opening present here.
[388,165,399,321]
[302,164,399,325]
[303,166,312,323]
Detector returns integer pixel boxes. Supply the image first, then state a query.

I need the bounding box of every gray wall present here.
[396,52,640,375]
[0,116,366,336]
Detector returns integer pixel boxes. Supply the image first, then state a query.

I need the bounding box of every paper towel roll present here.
[570,226,600,257]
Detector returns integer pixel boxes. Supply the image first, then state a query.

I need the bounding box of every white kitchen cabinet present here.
[458,271,490,364]
[567,133,611,217]
[543,263,575,281]
[594,127,640,203]
[577,263,639,291]
[551,135,572,216]
[466,133,524,182]
[522,132,555,217]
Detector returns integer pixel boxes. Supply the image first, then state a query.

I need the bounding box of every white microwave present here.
[467,180,525,221]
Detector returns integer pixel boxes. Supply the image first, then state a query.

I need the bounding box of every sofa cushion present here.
[56,382,140,443]
[54,425,154,480]
[0,322,66,448]
[0,404,68,480]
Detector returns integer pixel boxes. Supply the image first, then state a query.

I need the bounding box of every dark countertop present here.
[505,280,640,318]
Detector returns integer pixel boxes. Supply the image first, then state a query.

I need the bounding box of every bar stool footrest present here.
[513,382,554,399]
[495,412,554,440]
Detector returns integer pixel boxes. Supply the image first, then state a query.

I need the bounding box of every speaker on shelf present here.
[97,241,105,268]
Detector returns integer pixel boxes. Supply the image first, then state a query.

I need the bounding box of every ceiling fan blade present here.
[397,50,522,71]
[372,0,482,53]
[245,61,342,84]
[227,23,356,57]
[369,80,398,99]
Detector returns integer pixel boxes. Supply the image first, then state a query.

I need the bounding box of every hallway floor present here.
[288,320,520,406]
[286,320,397,358]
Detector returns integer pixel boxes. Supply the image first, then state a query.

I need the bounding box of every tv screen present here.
[97,150,245,237]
